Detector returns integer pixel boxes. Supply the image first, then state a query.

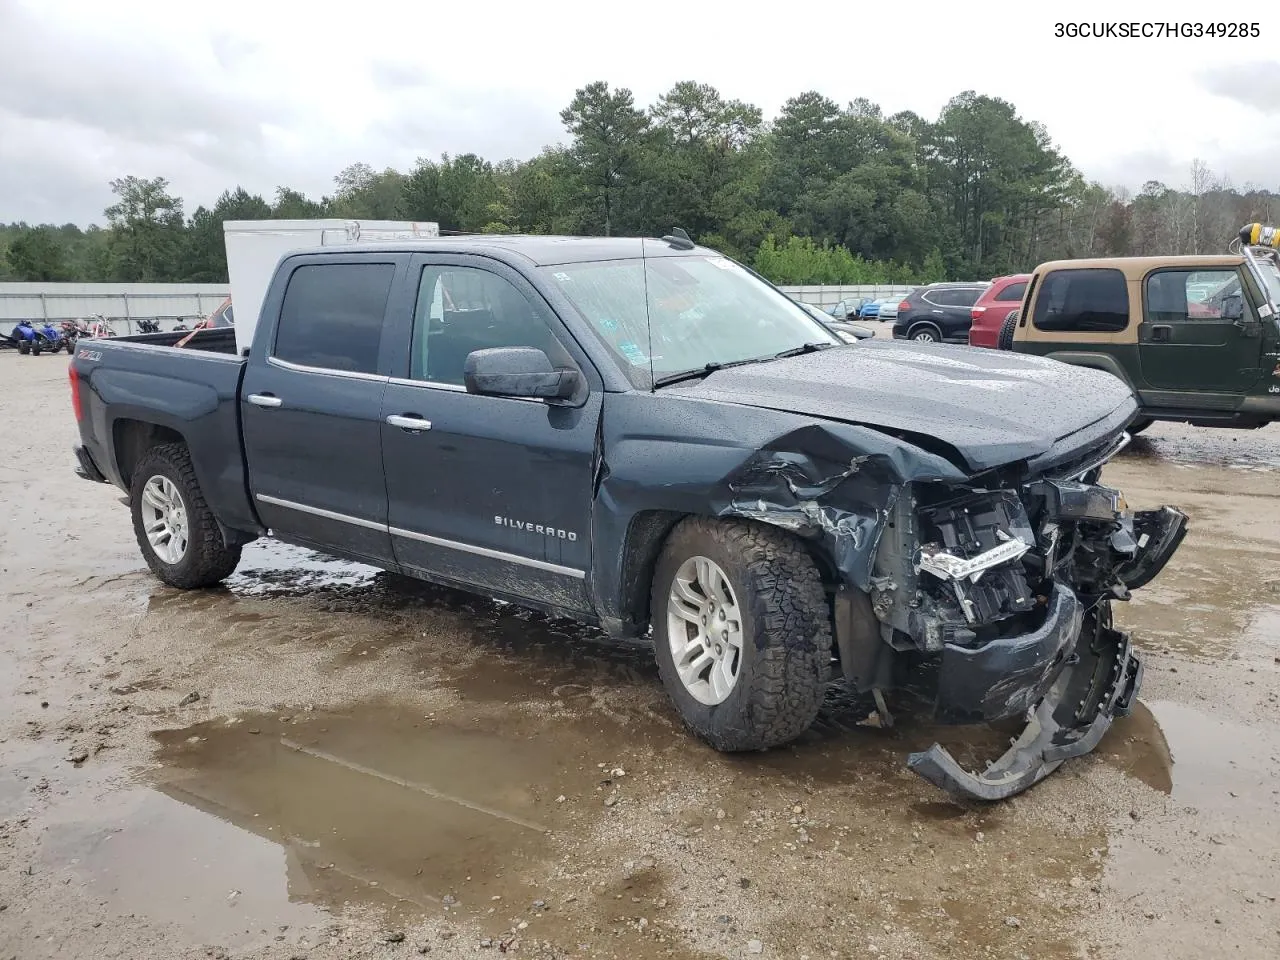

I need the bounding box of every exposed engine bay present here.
[834,431,1188,800]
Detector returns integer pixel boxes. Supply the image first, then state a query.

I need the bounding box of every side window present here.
[953,287,983,307]
[274,263,395,373]
[410,266,574,387]
[995,281,1027,302]
[923,289,953,306]
[1145,270,1244,323]
[1032,269,1129,332]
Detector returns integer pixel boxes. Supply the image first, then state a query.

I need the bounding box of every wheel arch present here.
[907,320,943,341]
[612,509,843,640]
[112,418,186,489]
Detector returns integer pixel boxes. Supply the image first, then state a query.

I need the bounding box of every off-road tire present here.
[651,517,832,752]
[908,323,942,343]
[64,340,74,354]
[130,442,241,589]
[997,310,1019,350]
[18,340,29,355]
[30,343,41,356]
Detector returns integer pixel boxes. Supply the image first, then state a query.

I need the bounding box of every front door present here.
[1138,267,1264,395]
[241,257,401,564]
[379,255,600,612]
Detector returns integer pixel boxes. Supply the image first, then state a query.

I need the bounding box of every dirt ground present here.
[1,349,1278,960]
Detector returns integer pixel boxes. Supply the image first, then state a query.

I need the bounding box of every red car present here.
[968,274,1031,349]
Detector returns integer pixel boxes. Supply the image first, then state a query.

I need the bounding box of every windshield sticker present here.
[707,257,744,273]
[618,341,648,365]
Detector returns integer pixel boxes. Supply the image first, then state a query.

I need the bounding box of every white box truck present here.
[222,219,440,355]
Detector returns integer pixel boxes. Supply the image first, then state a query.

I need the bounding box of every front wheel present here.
[130,442,242,588]
[909,324,941,343]
[651,518,832,752]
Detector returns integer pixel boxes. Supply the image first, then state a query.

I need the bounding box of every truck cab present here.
[1003,226,1280,430]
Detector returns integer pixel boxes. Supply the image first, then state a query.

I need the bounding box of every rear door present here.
[379,254,601,612]
[240,256,404,564]
[1138,267,1264,394]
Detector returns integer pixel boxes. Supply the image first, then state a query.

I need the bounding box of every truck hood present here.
[677,340,1137,473]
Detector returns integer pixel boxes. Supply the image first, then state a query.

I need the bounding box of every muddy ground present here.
[1,351,1278,960]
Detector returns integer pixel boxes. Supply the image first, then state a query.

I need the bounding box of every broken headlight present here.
[915,491,1038,632]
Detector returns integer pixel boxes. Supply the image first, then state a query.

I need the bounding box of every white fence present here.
[0,283,231,335]
[778,285,917,310]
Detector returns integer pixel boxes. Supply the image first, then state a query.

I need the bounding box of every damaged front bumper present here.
[906,505,1186,801]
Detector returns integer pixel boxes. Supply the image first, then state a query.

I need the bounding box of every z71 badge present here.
[77,349,102,361]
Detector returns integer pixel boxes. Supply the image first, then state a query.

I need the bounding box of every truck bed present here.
[99,327,240,354]
[71,329,261,537]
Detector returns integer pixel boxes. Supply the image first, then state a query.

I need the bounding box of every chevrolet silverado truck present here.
[68,234,1188,800]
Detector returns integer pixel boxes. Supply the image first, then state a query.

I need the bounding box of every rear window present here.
[1032,269,1129,332]
[274,263,395,373]
[995,281,1027,302]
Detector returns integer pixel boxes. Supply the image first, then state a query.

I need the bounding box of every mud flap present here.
[907,609,1141,801]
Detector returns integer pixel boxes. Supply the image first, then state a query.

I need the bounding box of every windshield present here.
[543,254,839,388]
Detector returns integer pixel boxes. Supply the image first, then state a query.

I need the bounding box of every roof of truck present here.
[295,235,719,267]
[1033,254,1244,277]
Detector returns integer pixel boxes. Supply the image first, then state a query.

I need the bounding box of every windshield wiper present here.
[652,363,725,389]
[652,355,774,389]
[652,342,834,389]
[773,341,835,359]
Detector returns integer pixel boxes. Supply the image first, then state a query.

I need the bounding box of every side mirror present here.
[463,347,581,401]
[1221,293,1245,321]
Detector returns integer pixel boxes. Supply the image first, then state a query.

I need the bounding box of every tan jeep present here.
[998,226,1280,432]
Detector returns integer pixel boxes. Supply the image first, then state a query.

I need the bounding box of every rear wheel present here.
[65,340,75,354]
[651,518,832,752]
[909,323,941,343]
[997,310,1019,350]
[130,442,242,588]
[18,340,29,355]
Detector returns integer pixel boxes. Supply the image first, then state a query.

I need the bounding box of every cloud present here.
[1,1,1278,225]
[1199,64,1280,116]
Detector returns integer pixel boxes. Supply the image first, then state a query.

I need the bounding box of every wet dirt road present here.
[1,352,1278,960]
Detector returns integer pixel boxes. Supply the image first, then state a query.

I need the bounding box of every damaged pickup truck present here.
[68,231,1187,800]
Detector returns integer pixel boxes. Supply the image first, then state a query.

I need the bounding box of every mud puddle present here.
[36,690,688,956]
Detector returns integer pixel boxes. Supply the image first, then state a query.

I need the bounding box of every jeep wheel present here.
[651,518,832,752]
[130,442,242,588]
[997,310,1019,350]
[909,324,941,343]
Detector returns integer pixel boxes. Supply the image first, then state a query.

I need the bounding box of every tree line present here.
[3,82,1277,287]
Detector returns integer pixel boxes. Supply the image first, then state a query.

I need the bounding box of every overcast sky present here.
[2,0,1278,226]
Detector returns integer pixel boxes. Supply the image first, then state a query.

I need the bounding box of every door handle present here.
[1150,325,1172,342]
[247,394,282,408]
[386,414,432,432]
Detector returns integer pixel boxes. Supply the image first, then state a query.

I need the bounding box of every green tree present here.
[181,187,273,281]
[559,81,649,235]
[3,226,72,281]
[328,162,408,219]
[103,176,186,281]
